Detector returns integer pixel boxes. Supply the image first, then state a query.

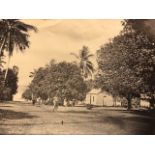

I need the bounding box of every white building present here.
[140,100,149,107]
[85,89,121,106]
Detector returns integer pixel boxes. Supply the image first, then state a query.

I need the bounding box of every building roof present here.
[88,89,102,94]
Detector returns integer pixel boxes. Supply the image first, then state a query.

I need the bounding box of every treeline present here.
[22,60,92,105]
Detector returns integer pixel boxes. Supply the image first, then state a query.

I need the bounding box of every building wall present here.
[101,94,114,106]
[85,93,95,104]
[85,92,120,106]
[140,100,149,107]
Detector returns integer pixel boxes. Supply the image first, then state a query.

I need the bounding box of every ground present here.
[0,101,155,135]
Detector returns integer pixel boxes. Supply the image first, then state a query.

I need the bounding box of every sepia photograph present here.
[0,19,155,135]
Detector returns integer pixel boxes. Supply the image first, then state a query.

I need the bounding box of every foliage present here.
[0,19,37,81]
[0,66,18,101]
[0,19,37,57]
[22,61,88,105]
[22,88,32,101]
[71,46,94,79]
[96,29,155,109]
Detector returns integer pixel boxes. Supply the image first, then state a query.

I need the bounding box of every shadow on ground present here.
[0,109,37,120]
[101,109,155,135]
[59,110,92,114]
[0,106,13,108]
[56,108,155,134]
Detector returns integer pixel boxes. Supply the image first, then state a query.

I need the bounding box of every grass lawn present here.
[0,101,155,135]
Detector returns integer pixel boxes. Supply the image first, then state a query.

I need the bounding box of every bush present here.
[86,104,93,110]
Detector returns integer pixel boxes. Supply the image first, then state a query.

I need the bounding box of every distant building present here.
[85,89,121,106]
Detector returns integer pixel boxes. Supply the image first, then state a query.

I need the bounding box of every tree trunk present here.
[0,35,7,73]
[149,95,155,109]
[0,35,7,57]
[4,31,12,82]
[127,95,132,110]
[0,34,8,88]
[113,96,117,107]
[4,55,11,81]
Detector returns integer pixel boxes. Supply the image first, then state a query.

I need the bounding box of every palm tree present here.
[71,46,94,79]
[0,19,37,81]
[71,46,94,106]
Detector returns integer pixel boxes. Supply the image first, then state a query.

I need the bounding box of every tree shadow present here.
[102,108,153,117]
[0,106,13,108]
[59,110,92,114]
[0,127,8,134]
[101,109,155,135]
[0,109,37,120]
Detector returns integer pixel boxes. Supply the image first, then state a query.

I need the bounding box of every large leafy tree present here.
[96,20,155,110]
[122,19,155,39]
[96,34,142,110]
[24,61,88,105]
[0,19,37,81]
[44,61,88,104]
[122,20,155,108]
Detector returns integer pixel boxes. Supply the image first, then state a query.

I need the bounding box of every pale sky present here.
[6,19,123,99]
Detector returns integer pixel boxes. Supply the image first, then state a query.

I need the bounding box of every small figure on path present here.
[32,99,36,106]
[53,96,59,112]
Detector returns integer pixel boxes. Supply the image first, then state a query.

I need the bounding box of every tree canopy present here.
[22,60,89,105]
[71,46,94,79]
[0,66,18,101]
[96,20,155,109]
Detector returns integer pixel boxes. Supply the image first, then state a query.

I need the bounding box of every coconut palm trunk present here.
[4,31,11,81]
[4,55,11,80]
[89,74,93,105]
[0,34,7,57]
[0,34,7,67]
[70,46,94,106]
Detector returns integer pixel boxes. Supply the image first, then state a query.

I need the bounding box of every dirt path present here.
[0,102,154,134]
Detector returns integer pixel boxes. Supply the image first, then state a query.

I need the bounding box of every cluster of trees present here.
[0,66,19,100]
[3,19,154,111]
[96,20,155,110]
[0,19,37,101]
[22,46,94,105]
[22,60,90,105]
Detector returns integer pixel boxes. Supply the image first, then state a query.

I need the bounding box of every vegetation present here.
[0,19,37,101]
[0,66,18,101]
[71,46,94,79]
[0,19,37,81]
[96,19,155,110]
[22,88,32,101]
[22,60,89,106]
[2,19,155,111]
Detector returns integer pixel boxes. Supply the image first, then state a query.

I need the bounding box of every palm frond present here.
[87,54,94,58]
[14,20,38,32]
[70,52,79,59]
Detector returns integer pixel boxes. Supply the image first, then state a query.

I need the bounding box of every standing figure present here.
[32,99,36,106]
[53,96,59,112]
